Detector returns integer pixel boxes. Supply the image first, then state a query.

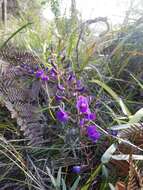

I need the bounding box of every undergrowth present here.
[0,0,143,189]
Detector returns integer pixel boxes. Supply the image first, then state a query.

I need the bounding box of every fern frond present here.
[0,45,41,66]
[127,157,142,190]
[118,123,143,139]
[0,47,47,147]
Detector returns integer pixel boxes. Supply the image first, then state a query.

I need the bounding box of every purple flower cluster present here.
[20,63,35,74]
[21,61,100,143]
[54,72,100,142]
[20,63,57,82]
[55,73,88,123]
[76,95,100,142]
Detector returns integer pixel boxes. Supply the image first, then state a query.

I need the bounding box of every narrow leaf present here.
[130,73,143,89]
[62,178,67,190]
[81,164,102,190]
[110,123,139,130]
[70,176,81,190]
[109,183,115,190]
[101,143,117,163]
[129,108,143,123]
[46,167,57,188]
[56,167,62,187]
[112,154,143,160]
[1,22,32,49]
[91,80,131,116]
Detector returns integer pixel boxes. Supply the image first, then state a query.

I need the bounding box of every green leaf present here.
[99,181,108,190]
[102,165,109,178]
[46,167,57,188]
[108,183,115,190]
[70,176,81,190]
[56,167,62,187]
[81,164,102,190]
[130,73,143,89]
[129,108,143,123]
[101,143,117,163]
[110,123,138,130]
[62,178,67,190]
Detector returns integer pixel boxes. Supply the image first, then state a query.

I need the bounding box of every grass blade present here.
[91,79,131,116]
[0,22,32,49]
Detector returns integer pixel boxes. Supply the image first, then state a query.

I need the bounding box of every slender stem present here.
[2,0,7,26]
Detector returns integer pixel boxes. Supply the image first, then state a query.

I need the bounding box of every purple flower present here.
[56,108,69,122]
[95,100,101,108]
[45,67,49,71]
[110,130,118,136]
[76,86,85,92]
[50,68,57,78]
[79,118,85,126]
[72,166,81,174]
[85,112,96,121]
[55,94,63,101]
[67,73,76,82]
[28,69,34,74]
[21,63,31,70]
[57,84,65,91]
[76,80,82,87]
[20,63,27,68]
[76,96,89,113]
[36,70,44,78]
[41,74,49,81]
[76,80,85,92]
[40,63,45,69]
[35,65,39,70]
[87,125,100,142]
